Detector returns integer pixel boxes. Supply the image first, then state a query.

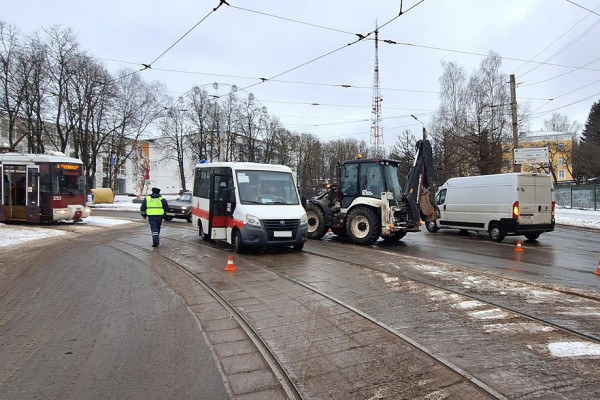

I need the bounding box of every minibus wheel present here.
[233,230,246,254]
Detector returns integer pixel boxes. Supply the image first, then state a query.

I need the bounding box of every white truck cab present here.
[427,173,555,242]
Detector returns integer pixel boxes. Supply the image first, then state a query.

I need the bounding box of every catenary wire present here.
[514,2,600,75]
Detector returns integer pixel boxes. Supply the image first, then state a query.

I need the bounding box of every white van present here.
[191,162,308,253]
[426,173,555,242]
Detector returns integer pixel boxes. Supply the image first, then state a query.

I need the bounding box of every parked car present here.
[165,191,192,222]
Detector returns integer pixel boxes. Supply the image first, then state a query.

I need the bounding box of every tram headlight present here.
[245,213,261,227]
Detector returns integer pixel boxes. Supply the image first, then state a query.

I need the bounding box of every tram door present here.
[0,164,4,221]
[1,164,26,221]
[26,165,40,223]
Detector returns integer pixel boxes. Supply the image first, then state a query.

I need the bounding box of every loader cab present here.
[338,159,403,207]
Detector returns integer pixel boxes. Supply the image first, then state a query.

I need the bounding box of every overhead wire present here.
[225,0,427,96]
[514,2,600,76]
[141,0,227,70]
[517,13,600,78]
[565,0,600,17]
[103,0,595,134]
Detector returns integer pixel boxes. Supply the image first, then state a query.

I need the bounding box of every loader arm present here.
[402,140,439,223]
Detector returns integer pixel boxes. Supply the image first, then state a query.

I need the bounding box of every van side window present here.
[437,189,447,205]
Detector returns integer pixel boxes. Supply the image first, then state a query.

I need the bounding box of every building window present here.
[558,170,565,179]
[103,157,126,175]
[558,157,565,166]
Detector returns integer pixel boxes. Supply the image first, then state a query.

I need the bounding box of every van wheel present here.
[233,230,246,254]
[525,233,540,241]
[489,223,506,242]
[164,216,173,221]
[306,203,327,240]
[347,206,381,245]
[426,221,439,233]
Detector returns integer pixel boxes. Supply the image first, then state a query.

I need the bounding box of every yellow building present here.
[502,131,575,182]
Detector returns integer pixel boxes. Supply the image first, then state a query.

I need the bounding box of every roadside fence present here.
[555,182,599,211]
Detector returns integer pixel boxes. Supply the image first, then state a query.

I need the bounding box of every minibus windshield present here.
[236,170,300,205]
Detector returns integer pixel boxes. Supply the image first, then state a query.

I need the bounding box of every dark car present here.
[164,191,192,222]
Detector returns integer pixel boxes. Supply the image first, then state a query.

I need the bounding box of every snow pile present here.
[555,207,600,230]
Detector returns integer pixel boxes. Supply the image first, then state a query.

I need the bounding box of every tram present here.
[0,152,91,223]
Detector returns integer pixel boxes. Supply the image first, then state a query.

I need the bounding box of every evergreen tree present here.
[575,100,600,180]
[581,100,600,145]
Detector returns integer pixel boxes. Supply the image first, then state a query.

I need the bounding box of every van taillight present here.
[551,201,555,220]
[512,201,519,220]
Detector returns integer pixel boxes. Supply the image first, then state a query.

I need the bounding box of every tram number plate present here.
[274,231,292,238]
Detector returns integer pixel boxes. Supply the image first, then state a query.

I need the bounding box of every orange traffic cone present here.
[224,255,237,271]
[594,261,600,276]
[514,241,524,252]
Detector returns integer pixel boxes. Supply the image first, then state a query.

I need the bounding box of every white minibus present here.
[191,162,308,253]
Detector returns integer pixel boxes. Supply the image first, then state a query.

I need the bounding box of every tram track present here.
[110,222,600,398]
[300,247,600,345]
[116,228,500,399]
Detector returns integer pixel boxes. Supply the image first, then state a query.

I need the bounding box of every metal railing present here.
[555,182,599,210]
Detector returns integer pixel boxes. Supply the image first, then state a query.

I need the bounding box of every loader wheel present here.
[331,227,348,237]
[347,206,381,245]
[488,223,506,242]
[382,231,406,242]
[306,203,327,240]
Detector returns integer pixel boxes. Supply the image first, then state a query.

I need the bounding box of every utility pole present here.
[510,74,521,172]
[370,26,383,155]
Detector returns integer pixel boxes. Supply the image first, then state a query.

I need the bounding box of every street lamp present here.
[411,114,427,141]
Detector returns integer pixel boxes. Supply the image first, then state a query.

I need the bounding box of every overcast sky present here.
[3,0,599,149]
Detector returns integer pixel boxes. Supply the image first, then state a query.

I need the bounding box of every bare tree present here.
[294,132,325,198]
[43,25,83,154]
[160,98,193,191]
[186,86,218,162]
[543,112,581,133]
[433,51,512,176]
[236,94,268,162]
[0,21,28,150]
[390,129,417,186]
[103,70,167,191]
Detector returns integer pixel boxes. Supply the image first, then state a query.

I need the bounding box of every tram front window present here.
[59,173,84,194]
[51,163,84,195]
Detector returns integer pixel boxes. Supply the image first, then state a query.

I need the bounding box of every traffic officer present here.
[140,187,169,247]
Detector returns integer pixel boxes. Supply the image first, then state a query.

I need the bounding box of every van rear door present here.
[518,174,552,225]
[533,175,553,224]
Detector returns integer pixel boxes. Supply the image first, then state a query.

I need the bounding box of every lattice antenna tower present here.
[370,25,383,152]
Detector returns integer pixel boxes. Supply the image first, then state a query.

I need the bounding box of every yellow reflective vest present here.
[145,196,165,216]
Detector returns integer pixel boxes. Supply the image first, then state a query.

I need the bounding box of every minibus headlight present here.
[246,213,261,226]
[300,213,308,225]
